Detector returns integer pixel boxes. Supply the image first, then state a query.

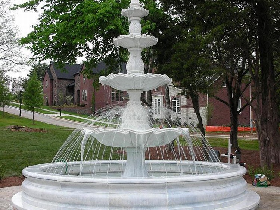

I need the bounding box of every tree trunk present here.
[255,0,280,167]
[32,109,35,125]
[230,109,239,149]
[189,90,205,136]
[165,85,171,110]
[146,90,152,107]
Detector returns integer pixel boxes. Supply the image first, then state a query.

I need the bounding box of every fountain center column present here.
[120,90,151,131]
[121,90,150,177]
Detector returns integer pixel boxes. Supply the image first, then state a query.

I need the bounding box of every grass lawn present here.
[208,138,259,150]
[0,111,259,179]
[0,112,73,178]
[59,115,87,123]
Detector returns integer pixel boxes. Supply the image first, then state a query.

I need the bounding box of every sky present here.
[9,1,84,79]
[8,0,40,78]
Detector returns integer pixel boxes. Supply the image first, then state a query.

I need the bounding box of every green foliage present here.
[14,0,168,77]
[15,0,132,74]
[207,138,259,151]
[59,116,86,123]
[248,165,275,181]
[0,78,12,109]
[28,62,49,81]
[23,72,43,113]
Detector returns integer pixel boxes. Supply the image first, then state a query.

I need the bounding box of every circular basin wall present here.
[12,161,259,210]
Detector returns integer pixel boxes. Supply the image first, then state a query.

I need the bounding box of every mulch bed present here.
[0,176,24,188]
[216,147,280,187]
[6,125,47,133]
[1,148,280,188]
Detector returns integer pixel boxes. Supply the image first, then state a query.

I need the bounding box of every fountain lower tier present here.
[12,162,259,210]
[99,73,171,91]
[82,127,188,177]
[85,128,185,148]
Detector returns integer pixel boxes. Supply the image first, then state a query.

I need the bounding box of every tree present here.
[160,0,280,167]
[0,73,12,116]
[0,0,24,74]
[249,0,280,167]
[161,30,219,135]
[23,72,43,124]
[199,1,255,149]
[14,0,131,74]
[28,62,49,81]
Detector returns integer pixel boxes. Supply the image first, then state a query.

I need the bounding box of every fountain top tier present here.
[100,0,170,88]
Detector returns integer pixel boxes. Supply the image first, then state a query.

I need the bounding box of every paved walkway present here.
[4,106,88,129]
[0,185,279,210]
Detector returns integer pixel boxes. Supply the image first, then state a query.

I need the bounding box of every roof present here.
[49,62,127,80]
[90,62,127,74]
[45,67,53,80]
[53,63,82,80]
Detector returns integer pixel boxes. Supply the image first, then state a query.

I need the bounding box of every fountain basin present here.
[99,73,171,91]
[12,161,259,210]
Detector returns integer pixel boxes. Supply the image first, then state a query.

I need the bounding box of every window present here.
[172,97,181,113]
[237,98,242,112]
[111,89,124,102]
[82,90,87,101]
[45,80,48,88]
[153,97,162,115]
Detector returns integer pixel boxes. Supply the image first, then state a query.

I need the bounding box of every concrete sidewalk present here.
[1,185,280,210]
[4,106,88,129]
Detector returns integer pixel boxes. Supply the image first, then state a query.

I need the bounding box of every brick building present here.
[42,62,127,114]
[43,62,252,126]
[207,84,252,127]
[43,62,81,107]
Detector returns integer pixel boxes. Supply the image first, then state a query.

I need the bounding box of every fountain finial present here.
[130,0,140,8]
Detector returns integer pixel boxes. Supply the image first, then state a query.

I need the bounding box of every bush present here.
[248,165,275,181]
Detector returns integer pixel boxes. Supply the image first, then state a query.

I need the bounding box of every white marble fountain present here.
[12,0,260,209]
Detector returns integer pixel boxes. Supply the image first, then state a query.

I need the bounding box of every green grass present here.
[208,138,259,150]
[59,116,87,123]
[0,112,73,178]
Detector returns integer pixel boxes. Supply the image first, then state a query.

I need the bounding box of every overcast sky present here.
[8,0,40,78]
[13,1,39,37]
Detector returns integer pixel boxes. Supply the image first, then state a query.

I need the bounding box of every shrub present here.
[248,165,275,181]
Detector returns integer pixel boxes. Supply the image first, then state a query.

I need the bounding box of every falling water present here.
[46,104,223,177]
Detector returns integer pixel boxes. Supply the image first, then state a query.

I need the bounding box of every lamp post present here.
[19,90,22,116]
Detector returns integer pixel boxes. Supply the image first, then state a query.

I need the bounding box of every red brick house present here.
[43,62,127,114]
[43,62,252,126]
[43,62,82,107]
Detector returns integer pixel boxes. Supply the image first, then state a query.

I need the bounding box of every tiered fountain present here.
[13,0,259,209]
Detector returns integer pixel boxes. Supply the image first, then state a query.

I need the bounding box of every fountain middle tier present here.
[99,73,171,91]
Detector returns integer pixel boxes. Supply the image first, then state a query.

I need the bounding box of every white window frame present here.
[172,97,181,114]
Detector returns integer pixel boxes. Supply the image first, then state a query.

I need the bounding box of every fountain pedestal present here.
[123,147,148,177]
